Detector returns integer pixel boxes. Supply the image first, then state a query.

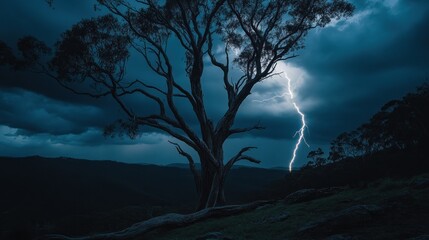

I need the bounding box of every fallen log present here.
[44,200,275,240]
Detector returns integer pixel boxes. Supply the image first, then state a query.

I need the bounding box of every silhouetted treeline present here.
[267,144,428,199]
[304,83,429,168]
[328,83,429,162]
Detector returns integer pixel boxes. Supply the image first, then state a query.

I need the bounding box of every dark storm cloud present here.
[0,0,96,44]
[0,88,169,147]
[0,89,105,135]
[0,66,112,106]
[1,0,428,167]
[290,0,429,142]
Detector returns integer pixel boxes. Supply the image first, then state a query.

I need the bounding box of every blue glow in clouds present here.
[253,71,309,171]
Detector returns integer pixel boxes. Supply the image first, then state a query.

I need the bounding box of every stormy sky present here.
[0,0,428,168]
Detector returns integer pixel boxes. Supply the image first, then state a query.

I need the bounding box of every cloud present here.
[248,62,314,115]
[0,0,98,46]
[370,0,399,9]
[0,88,170,147]
[0,89,107,135]
[0,124,168,147]
[325,9,373,31]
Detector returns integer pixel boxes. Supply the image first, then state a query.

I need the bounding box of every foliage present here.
[51,15,130,85]
[306,147,326,168]
[328,83,429,162]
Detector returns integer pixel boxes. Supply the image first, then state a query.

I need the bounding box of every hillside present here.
[0,156,284,239]
[144,174,429,240]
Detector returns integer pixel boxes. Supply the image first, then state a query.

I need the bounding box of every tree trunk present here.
[195,154,227,210]
[196,169,227,210]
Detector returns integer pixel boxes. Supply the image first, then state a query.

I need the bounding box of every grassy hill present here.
[0,156,285,239]
[143,174,429,240]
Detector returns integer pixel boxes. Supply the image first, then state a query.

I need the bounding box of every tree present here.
[307,147,326,167]
[364,83,429,151]
[328,130,365,162]
[0,41,14,65]
[1,0,354,209]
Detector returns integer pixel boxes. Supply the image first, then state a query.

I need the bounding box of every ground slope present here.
[143,174,429,240]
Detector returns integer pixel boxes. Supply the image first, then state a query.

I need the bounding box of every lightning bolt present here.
[253,72,309,172]
[285,73,309,172]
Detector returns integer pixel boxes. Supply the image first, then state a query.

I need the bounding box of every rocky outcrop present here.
[324,234,357,240]
[381,192,415,210]
[284,187,347,204]
[407,235,429,240]
[255,211,290,224]
[195,232,233,240]
[410,178,429,189]
[299,204,382,236]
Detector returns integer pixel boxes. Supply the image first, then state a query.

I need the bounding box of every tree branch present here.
[228,122,265,136]
[207,31,235,107]
[224,146,260,174]
[168,140,201,193]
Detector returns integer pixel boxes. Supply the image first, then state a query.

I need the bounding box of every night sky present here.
[0,0,428,168]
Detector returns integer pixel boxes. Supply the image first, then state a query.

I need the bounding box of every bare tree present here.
[2,0,353,209]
